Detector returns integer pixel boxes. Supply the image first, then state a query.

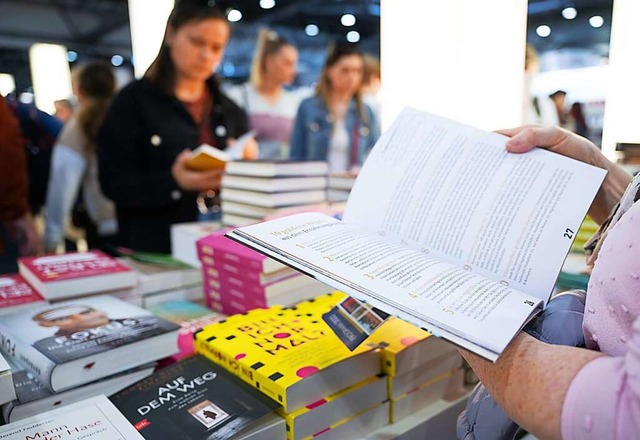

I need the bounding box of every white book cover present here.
[0,395,143,439]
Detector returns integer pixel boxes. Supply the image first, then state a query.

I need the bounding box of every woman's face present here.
[265,45,298,86]
[167,18,230,82]
[326,54,364,96]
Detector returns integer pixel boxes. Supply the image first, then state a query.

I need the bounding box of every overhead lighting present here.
[347,30,360,43]
[66,50,78,62]
[341,13,356,27]
[589,15,604,28]
[536,24,551,37]
[29,43,73,115]
[561,7,577,20]
[0,73,16,96]
[111,55,124,67]
[259,0,275,9]
[305,24,319,37]
[227,9,242,22]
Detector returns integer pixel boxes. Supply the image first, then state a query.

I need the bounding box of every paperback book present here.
[111,355,279,440]
[225,108,607,361]
[0,295,179,392]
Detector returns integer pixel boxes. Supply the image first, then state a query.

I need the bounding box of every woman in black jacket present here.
[98,0,253,253]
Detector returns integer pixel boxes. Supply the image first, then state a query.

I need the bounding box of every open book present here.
[226,108,606,361]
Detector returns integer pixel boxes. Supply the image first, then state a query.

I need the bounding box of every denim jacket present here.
[289,96,379,165]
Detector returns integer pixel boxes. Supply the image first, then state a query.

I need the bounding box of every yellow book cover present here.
[279,374,386,440]
[195,293,380,413]
[186,144,229,171]
[366,317,454,376]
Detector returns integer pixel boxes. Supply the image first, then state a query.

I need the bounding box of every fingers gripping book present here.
[226,108,606,361]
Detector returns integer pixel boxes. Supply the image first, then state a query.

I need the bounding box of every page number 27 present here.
[563,228,574,239]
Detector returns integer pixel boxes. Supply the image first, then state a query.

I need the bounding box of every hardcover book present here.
[111,355,279,440]
[0,394,144,440]
[0,295,179,392]
[194,293,380,413]
[0,274,45,315]
[197,234,286,275]
[2,358,155,423]
[221,188,327,208]
[225,160,329,178]
[226,108,607,361]
[18,250,137,300]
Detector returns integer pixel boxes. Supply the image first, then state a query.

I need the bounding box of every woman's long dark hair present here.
[316,42,368,123]
[145,0,228,95]
[75,61,115,154]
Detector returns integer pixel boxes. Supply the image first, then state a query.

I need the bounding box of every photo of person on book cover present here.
[29,301,178,363]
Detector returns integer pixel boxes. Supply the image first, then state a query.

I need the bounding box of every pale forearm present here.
[458,333,603,440]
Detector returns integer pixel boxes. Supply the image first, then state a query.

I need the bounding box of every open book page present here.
[229,212,542,361]
[344,108,606,302]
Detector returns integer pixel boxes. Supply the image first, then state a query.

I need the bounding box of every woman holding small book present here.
[98,0,257,253]
[289,43,379,172]
[457,125,640,440]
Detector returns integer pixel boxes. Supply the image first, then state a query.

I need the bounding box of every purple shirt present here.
[561,177,640,439]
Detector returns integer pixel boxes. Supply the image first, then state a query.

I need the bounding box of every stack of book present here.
[367,317,462,423]
[0,295,180,422]
[220,160,329,227]
[327,172,356,202]
[197,232,331,314]
[194,292,390,439]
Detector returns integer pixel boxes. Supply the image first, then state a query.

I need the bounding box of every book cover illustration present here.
[111,355,279,440]
[0,275,45,310]
[0,295,178,364]
[19,250,133,282]
[194,292,379,411]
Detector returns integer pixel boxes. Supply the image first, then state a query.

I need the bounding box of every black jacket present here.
[97,77,248,253]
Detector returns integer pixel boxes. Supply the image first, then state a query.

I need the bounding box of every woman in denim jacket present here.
[289,43,379,171]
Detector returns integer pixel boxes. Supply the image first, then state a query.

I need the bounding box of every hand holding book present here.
[172,149,224,192]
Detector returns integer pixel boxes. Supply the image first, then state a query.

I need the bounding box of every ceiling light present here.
[66,51,78,62]
[341,14,356,27]
[589,15,604,28]
[305,24,319,37]
[111,55,124,67]
[259,0,275,9]
[536,24,551,38]
[347,31,360,43]
[561,7,577,20]
[227,9,242,22]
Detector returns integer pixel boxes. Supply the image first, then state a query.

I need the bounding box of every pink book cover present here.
[204,285,267,308]
[205,275,265,297]
[0,274,45,309]
[18,250,133,283]
[195,227,233,261]
[197,233,266,271]
[204,291,265,315]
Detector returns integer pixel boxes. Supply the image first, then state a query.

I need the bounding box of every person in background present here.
[522,44,558,126]
[362,54,381,123]
[53,99,74,124]
[549,89,569,128]
[6,97,62,216]
[457,125,640,440]
[44,61,118,254]
[569,102,589,139]
[226,29,303,159]
[289,42,379,173]
[98,0,255,253]
[0,96,38,274]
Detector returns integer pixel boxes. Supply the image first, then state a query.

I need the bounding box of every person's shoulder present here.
[56,115,87,152]
[298,94,322,111]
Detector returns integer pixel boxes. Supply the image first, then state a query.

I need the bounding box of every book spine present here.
[202,262,264,283]
[0,322,56,391]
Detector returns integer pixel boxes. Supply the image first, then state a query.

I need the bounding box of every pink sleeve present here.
[561,317,640,439]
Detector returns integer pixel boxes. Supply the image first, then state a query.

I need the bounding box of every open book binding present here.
[226,108,606,361]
